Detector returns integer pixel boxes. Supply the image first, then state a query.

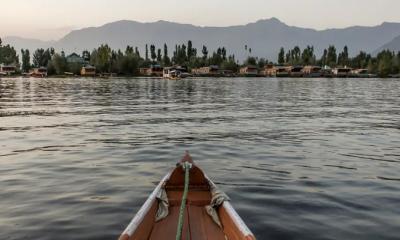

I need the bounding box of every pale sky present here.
[1,0,400,41]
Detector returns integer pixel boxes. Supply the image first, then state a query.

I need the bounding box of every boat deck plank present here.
[188,205,226,240]
[149,206,190,240]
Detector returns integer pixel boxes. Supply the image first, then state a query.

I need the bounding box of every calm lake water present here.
[1,77,400,240]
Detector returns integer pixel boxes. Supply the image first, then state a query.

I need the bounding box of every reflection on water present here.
[1,77,400,240]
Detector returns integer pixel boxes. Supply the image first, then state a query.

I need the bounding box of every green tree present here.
[377,50,394,77]
[33,48,51,67]
[21,49,31,72]
[0,44,19,66]
[327,45,337,67]
[221,55,239,72]
[180,44,187,63]
[82,50,91,62]
[157,49,162,63]
[301,45,315,65]
[319,49,328,66]
[145,44,149,60]
[125,46,134,55]
[150,44,156,62]
[135,47,140,58]
[209,48,224,66]
[292,46,301,65]
[245,56,257,66]
[163,44,170,66]
[187,40,193,60]
[118,54,139,75]
[50,53,68,75]
[396,52,400,74]
[202,45,208,60]
[278,47,285,65]
[90,44,112,72]
[258,58,267,68]
[0,38,2,63]
[367,59,377,74]
[221,47,227,61]
[350,51,371,69]
[338,46,349,66]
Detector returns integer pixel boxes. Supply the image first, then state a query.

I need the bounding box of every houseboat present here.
[30,67,47,78]
[275,66,290,77]
[0,64,16,76]
[239,65,258,77]
[302,66,322,77]
[220,69,235,77]
[260,64,273,76]
[351,69,376,78]
[287,66,304,78]
[163,66,189,79]
[81,65,96,77]
[140,65,163,77]
[191,65,220,76]
[262,65,289,77]
[333,67,352,77]
[321,66,333,78]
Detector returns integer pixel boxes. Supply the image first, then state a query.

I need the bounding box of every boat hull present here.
[119,153,255,240]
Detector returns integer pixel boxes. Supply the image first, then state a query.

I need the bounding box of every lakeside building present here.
[287,66,304,77]
[333,67,353,77]
[66,53,86,64]
[30,67,47,78]
[192,65,220,76]
[239,65,258,76]
[140,65,163,77]
[302,66,322,77]
[81,65,96,76]
[0,64,17,75]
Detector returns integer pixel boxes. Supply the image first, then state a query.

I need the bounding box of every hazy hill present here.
[2,36,55,53]
[4,18,400,61]
[373,34,400,54]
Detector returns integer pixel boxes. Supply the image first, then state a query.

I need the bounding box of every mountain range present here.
[3,18,400,61]
[373,35,400,55]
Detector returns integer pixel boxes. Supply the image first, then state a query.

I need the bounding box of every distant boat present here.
[163,66,190,80]
[332,67,352,78]
[29,67,48,78]
[119,152,255,240]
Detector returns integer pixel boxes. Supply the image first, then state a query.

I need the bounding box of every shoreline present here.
[1,75,400,79]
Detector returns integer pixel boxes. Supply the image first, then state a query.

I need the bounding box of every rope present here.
[175,162,191,240]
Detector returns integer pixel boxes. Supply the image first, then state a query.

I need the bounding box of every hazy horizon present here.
[1,0,400,41]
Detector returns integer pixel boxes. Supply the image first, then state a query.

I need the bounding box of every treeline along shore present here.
[1,37,400,78]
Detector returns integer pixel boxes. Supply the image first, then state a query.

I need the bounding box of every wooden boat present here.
[119,152,255,240]
[29,67,48,78]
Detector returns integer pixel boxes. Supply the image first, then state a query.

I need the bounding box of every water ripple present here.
[1,77,400,240]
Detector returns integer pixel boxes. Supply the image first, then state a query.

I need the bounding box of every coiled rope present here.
[175,162,191,240]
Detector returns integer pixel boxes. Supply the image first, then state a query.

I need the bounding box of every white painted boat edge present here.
[121,171,172,237]
[205,174,255,238]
